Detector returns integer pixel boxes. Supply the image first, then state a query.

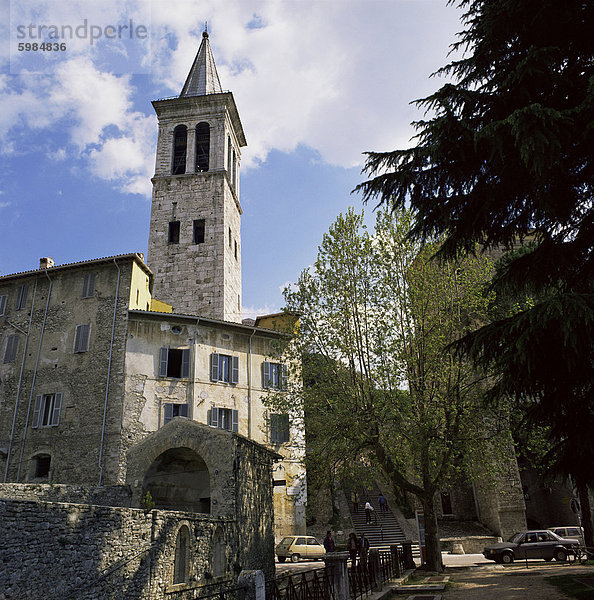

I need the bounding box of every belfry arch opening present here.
[172,125,187,175]
[195,122,210,172]
[142,447,210,513]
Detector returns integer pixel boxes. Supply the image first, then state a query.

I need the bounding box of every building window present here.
[227,135,232,174]
[32,393,63,428]
[173,525,190,584]
[159,347,190,378]
[234,240,238,260]
[209,407,239,432]
[0,294,7,316]
[193,219,205,244]
[195,122,210,172]
[168,221,180,244]
[228,227,232,248]
[172,125,187,175]
[232,148,237,188]
[164,403,189,425]
[270,413,290,444]
[15,284,28,310]
[3,335,19,363]
[81,272,96,298]
[73,324,90,353]
[210,353,239,384]
[34,454,51,479]
[262,361,288,389]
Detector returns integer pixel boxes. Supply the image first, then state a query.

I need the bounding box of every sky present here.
[0,0,464,318]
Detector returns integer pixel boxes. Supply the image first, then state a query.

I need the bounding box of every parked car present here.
[276,536,326,562]
[548,526,585,547]
[483,530,580,564]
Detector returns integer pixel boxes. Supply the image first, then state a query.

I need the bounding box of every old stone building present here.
[0,30,305,597]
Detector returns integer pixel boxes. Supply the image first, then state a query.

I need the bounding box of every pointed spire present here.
[180,28,223,97]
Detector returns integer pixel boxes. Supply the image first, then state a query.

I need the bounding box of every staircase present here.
[350,489,420,558]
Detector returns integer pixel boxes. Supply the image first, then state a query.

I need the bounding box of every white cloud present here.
[0,201,10,209]
[1,0,462,191]
[242,303,280,320]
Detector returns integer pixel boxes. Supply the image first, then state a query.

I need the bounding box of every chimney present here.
[39,257,55,270]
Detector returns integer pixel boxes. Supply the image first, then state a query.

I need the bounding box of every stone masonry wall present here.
[0,499,236,600]
[0,483,132,506]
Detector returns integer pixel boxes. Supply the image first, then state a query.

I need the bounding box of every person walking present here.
[323,530,336,553]
[378,493,387,513]
[348,532,358,568]
[364,500,374,524]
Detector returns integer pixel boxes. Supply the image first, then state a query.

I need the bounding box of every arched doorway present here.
[143,447,210,513]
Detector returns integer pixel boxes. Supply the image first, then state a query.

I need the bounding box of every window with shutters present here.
[270,413,290,444]
[195,122,210,172]
[15,284,28,310]
[3,335,19,363]
[164,403,189,425]
[0,294,7,316]
[193,219,205,244]
[172,125,187,175]
[81,272,96,298]
[210,353,239,384]
[209,407,238,432]
[159,347,191,378]
[168,221,180,244]
[32,393,63,428]
[262,361,288,390]
[73,324,90,353]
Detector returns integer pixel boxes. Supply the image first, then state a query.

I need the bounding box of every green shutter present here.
[181,349,190,378]
[159,348,168,377]
[210,353,219,381]
[232,409,239,433]
[51,393,62,426]
[231,356,239,384]
[32,395,42,428]
[262,361,270,388]
[164,403,173,425]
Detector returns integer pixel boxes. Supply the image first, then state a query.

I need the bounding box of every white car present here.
[275,536,326,562]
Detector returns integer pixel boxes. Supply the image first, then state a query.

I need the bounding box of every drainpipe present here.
[4,280,37,482]
[247,328,256,439]
[98,258,121,485]
[17,272,52,481]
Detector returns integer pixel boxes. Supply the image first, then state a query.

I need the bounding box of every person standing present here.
[323,530,336,553]
[348,532,358,568]
[378,493,387,513]
[364,500,374,524]
[359,532,370,569]
[351,489,359,513]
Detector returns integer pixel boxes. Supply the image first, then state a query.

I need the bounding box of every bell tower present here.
[148,30,246,322]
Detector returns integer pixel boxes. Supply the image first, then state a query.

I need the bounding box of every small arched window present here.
[196,123,210,172]
[232,148,237,189]
[172,125,187,175]
[173,525,190,584]
[212,527,225,577]
[227,136,232,174]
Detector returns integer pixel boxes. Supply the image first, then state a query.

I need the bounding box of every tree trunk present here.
[422,492,443,572]
[576,480,593,549]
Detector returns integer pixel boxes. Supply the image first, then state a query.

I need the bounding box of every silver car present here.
[483,530,579,564]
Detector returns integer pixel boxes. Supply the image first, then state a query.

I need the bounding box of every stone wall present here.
[0,483,131,507]
[0,498,235,600]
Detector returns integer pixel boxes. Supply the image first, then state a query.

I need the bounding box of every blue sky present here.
[0,0,463,318]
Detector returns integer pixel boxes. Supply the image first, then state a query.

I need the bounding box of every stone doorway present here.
[143,447,210,512]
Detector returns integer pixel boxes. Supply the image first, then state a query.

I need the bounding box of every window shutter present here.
[231,356,239,384]
[74,324,90,353]
[180,404,189,418]
[181,349,190,378]
[210,407,219,428]
[159,348,169,377]
[16,284,28,309]
[232,409,239,433]
[281,364,288,390]
[32,395,42,428]
[51,393,62,426]
[262,362,270,388]
[82,273,96,298]
[4,336,18,363]
[210,353,219,381]
[0,295,7,316]
[164,403,173,425]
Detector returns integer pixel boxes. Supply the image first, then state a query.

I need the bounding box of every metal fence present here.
[267,568,336,600]
[348,547,405,600]
[164,578,242,600]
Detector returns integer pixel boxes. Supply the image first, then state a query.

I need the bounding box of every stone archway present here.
[143,447,211,513]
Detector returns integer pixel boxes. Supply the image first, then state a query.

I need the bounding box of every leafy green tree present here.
[356,0,594,546]
[274,208,503,571]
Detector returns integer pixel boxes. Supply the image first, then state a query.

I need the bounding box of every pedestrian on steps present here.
[378,493,387,513]
[348,532,358,568]
[364,500,374,524]
[351,489,359,513]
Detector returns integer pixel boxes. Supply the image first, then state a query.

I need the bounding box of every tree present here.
[356,0,594,546]
[274,208,504,571]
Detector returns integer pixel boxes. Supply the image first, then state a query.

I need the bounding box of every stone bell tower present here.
[148,30,246,322]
